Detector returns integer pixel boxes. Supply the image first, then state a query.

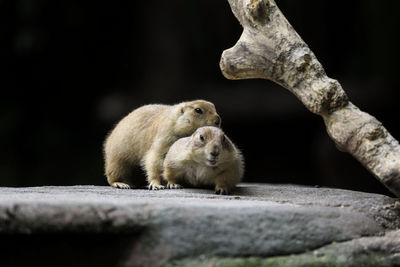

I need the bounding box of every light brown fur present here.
[163,126,244,195]
[104,100,221,189]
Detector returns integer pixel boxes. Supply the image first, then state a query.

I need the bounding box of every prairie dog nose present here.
[210,145,219,157]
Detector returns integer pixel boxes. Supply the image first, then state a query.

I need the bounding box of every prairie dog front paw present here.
[215,185,230,195]
[148,181,165,190]
[167,183,183,189]
[111,182,131,189]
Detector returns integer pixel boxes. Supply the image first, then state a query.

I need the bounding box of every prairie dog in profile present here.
[104,100,221,190]
[163,126,244,195]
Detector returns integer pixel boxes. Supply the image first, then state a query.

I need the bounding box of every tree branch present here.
[220,0,400,197]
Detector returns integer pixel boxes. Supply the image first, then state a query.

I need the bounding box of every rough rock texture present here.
[219,0,400,197]
[167,231,400,267]
[0,184,399,266]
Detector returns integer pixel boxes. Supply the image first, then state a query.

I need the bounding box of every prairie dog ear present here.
[176,102,186,115]
[178,103,193,115]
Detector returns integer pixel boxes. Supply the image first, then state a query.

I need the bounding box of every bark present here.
[220,0,400,197]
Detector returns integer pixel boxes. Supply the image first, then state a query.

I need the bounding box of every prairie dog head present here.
[174,100,221,136]
[190,126,233,167]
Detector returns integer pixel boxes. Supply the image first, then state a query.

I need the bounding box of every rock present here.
[167,230,400,267]
[0,183,399,267]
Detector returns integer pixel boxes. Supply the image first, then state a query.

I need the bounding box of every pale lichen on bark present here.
[220,0,400,197]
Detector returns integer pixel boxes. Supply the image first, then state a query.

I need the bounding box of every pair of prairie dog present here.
[103,100,243,194]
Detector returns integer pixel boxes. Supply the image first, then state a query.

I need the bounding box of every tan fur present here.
[104,100,221,189]
[163,126,244,195]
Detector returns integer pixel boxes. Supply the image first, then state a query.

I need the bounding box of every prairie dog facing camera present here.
[104,100,221,190]
[163,126,244,195]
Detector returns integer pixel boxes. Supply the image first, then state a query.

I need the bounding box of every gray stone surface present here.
[167,230,400,267]
[0,183,399,266]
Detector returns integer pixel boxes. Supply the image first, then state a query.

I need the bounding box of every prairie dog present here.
[163,126,244,195]
[104,100,221,190]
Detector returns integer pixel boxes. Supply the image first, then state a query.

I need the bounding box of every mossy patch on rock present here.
[166,230,400,267]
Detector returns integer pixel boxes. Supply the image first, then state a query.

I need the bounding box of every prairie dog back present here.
[105,105,168,163]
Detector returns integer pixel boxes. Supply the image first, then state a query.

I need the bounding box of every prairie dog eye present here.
[199,135,205,142]
[194,108,203,114]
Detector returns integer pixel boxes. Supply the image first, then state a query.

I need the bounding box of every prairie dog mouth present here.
[207,159,217,166]
[206,155,218,166]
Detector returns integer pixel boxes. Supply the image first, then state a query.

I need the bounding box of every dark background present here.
[1,0,399,196]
